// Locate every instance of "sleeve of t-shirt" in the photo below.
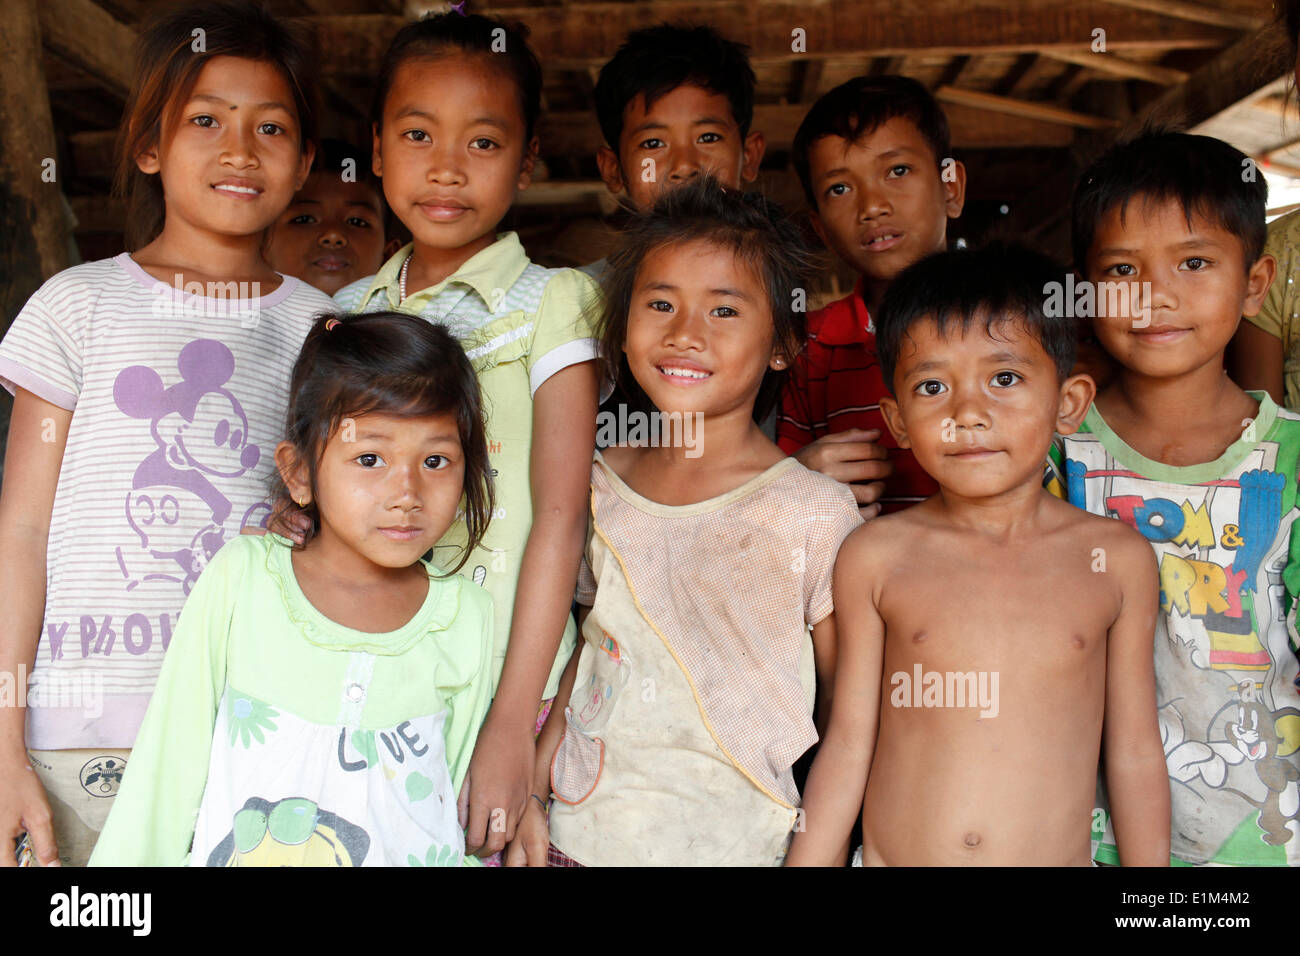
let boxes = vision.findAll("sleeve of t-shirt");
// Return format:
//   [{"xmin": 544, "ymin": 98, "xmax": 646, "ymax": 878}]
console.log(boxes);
[
  {"xmin": 87, "ymin": 537, "xmax": 247, "ymax": 866},
  {"xmin": 1244, "ymin": 213, "xmax": 1294, "ymax": 344},
  {"xmin": 777, "ymin": 345, "xmax": 818, "ymax": 455},
  {"xmin": 803, "ymin": 482, "xmax": 865, "ymax": 626},
  {"xmin": 0, "ymin": 271, "xmax": 93, "ymax": 409},
  {"xmin": 525, "ymin": 268, "xmax": 600, "ymax": 397}
]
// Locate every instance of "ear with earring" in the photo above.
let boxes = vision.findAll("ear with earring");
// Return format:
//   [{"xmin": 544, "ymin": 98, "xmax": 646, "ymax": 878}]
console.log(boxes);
[{"xmin": 772, "ymin": 356, "xmax": 786, "ymax": 369}]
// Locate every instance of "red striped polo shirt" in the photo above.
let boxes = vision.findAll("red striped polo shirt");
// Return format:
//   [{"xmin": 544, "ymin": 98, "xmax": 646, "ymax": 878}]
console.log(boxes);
[{"xmin": 777, "ymin": 278, "xmax": 938, "ymax": 512}]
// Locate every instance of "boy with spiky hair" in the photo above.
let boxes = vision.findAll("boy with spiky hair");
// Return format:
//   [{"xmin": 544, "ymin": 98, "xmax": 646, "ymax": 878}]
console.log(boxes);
[
  {"xmin": 581, "ymin": 23, "xmax": 765, "ymax": 281},
  {"xmin": 788, "ymin": 243, "xmax": 1168, "ymax": 866},
  {"xmin": 1060, "ymin": 128, "xmax": 1300, "ymax": 865},
  {"xmin": 780, "ymin": 76, "xmax": 966, "ymax": 516}
]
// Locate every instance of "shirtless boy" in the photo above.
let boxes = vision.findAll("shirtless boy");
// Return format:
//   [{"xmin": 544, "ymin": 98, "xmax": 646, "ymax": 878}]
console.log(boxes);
[{"xmin": 785, "ymin": 242, "xmax": 1170, "ymax": 866}]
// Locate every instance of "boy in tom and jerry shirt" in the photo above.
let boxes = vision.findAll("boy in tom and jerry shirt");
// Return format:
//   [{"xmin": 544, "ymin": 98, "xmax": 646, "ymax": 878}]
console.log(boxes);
[
  {"xmin": 1061, "ymin": 130, "xmax": 1300, "ymax": 866},
  {"xmin": 786, "ymin": 243, "xmax": 1170, "ymax": 866}
]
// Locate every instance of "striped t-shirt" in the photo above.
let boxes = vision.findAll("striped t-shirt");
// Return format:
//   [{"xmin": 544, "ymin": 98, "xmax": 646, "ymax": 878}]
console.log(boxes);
[{"xmin": 0, "ymin": 253, "xmax": 336, "ymax": 749}]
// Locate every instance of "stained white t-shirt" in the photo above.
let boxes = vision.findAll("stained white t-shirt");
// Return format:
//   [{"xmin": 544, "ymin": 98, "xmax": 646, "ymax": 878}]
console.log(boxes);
[{"xmin": 0, "ymin": 253, "xmax": 336, "ymax": 749}]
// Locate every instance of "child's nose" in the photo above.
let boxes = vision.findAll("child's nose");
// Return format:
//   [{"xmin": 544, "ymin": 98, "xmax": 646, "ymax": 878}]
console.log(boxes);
[
  {"xmin": 220, "ymin": 123, "xmax": 258, "ymax": 168},
  {"xmin": 666, "ymin": 148, "xmax": 701, "ymax": 183},
  {"xmin": 318, "ymin": 226, "xmax": 347, "ymax": 248},
  {"xmin": 857, "ymin": 183, "xmax": 890, "ymax": 220},
  {"xmin": 427, "ymin": 143, "xmax": 465, "ymax": 186},
  {"xmin": 662, "ymin": 307, "xmax": 707, "ymax": 349}
]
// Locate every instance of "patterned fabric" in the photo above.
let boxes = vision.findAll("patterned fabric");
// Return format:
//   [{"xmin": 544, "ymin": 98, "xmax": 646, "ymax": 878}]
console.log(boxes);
[
  {"xmin": 546, "ymin": 842, "xmax": 583, "ymax": 867},
  {"xmin": 777, "ymin": 278, "xmax": 938, "ymax": 512},
  {"xmin": 334, "ymin": 233, "xmax": 600, "ymax": 699},
  {"xmin": 0, "ymin": 255, "xmax": 336, "ymax": 748},
  {"xmin": 1245, "ymin": 209, "xmax": 1300, "ymax": 411},
  {"xmin": 87, "ymin": 533, "xmax": 494, "ymax": 866},
  {"xmin": 1051, "ymin": 394, "xmax": 1300, "ymax": 866}
]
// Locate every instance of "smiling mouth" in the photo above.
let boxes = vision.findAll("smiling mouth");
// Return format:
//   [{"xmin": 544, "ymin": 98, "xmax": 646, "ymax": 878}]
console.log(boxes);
[
  {"xmin": 212, "ymin": 184, "xmax": 262, "ymax": 198},
  {"xmin": 656, "ymin": 365, "xmax": 711, "ymax": 382}
]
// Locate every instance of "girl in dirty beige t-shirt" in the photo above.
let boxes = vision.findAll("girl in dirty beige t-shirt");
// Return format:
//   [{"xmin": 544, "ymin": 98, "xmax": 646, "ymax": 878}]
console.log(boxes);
[{"xmin": 505, "ymin": 180, "xmax": 863, "ymax": 867}]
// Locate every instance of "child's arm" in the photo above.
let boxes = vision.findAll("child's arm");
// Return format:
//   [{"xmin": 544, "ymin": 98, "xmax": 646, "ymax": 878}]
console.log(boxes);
[
  {"xmin": 786, "ymin": 530, "xmax": 885, "ymax": 866},
  {"xmin": 505, "ymin": 634, "xmax": 583, "ymax": 867},
  {"xmin": 810, "ymin": 614, "xmax": 837, "ymax": 738},
  {"xmin": 1102, "ymin": 532, "xmax": 1170, "ymax": 867},
  {"xmin": 462, "ymin": 359, "xmax": 597, "ymax": 857},
  {"xmin": 0, "ymin": 389, "xmax": 70, "ymax": 867},
  {"xmin": 87, "ymin": 543, "xmax": 242, "ymax": 866}
]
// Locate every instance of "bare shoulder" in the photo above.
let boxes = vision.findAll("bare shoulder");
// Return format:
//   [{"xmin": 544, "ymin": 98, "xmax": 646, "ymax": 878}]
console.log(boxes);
[{"xmin": 837, "ymin": 509, "xmax": 922, "ymax": 572}]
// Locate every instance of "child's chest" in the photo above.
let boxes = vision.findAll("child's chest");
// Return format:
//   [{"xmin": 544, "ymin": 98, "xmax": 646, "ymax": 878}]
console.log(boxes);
[{"xmin": 876, "ymin": 539, "xmax": 1117, "ymax": 677}]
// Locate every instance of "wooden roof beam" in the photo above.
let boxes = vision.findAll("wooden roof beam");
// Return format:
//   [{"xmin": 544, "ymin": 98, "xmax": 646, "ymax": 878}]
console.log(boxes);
[
  {"xmin": 1128, "ymin": 27, "xmax": 1288, "ymax": 133},
  {"xmin": 1039, "ymin": 50, "xmax": 1188, "ymax": 85},
  {"xmin": 935, "ymin": 86, "xmax": 1120, "ymax": 129},
  {"xmin": 1098, "ymin": 0, "xmax": 1266, "ymax": 33},
  {"xmin": 36, "ymin": 0, "xmax": 135, "ymax": 98},
  {"xmin": 307, "ymin": 4, "xmax": 1237, "ymax": 72}
]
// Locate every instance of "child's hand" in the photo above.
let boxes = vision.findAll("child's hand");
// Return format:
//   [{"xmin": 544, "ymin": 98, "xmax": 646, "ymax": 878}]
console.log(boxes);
[
  {"xmin": 457, "ymin": 716, "xmax": 532, "ymax": 857},
  {"xmin": 504, "ymin": 796, "xmax": 549, "ymax": 867},
  {"xmin": 0, "ymin": 754, "xmax": 59, "ymax": 867},
  {"xmin": 794, "ymin": 429, "xmax": 894, "ymax": 518},
  {"xmin": 240, "ymin": 508, "xmax": 311, "ymax": 546}
]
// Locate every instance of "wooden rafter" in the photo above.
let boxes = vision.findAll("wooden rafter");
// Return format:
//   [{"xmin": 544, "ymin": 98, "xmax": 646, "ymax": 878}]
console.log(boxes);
[
  {"xmin": 1038, "ymin": 50, "xmax": 1188, "ymax": 85},
  {"xmin": 1097, "ymin": 0, "xmax": 1266, "ymax": 33},
  {"xmin": 935, "ymin": 86, "xmax": 1120, "ymax": 129}
]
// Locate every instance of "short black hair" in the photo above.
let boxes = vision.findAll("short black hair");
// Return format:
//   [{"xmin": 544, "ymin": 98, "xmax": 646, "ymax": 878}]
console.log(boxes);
[
  {"xmin": 594, "ymin": 23, "xmax": 755, "ymax": 151},
  {"xmin": 1071, "ymin": 128, "xmax": 1268, "ymax": 273},
  {"xmin": 792, "ymin": 75, "xmax": 952, "ymax": 207},
  {"xmin": 371, "ymin": 12, "xmax": 543, "ymax": 141},
  {"xmin": 598, "ymin": 174, "xmax": 818, "ymax": 422},
  {"xmin": 875, "ymin": 242, "xmax": 1078, "ymax": 394}
]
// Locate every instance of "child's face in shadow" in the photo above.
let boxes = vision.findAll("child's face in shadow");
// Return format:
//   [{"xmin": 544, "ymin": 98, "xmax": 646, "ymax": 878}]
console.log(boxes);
[
  {"xmin": 624, "ymin": 239, "xmax": 784, "ymax": 420},
  {"xmin": 265, "ymin": 172, "xmax": 387, "ymax": 295},
  {"xmin": 880, "ymin": 316, "xmax": 1092, "ymax": 501},
  {"xmin": 598, "ymin": 84, "xmax": 764, "ymax": 211},
  {"xmin": 279, "ymin": 411, "xmax": 465, "ymax": 571},
  {"xmin": 373, "ymin": 52, "xmax": 537, "ymax": 253},
  {"xmin": 139, "ymin": 56, "xmax": 312, "ymax": 242},
  {"xmin": 1083, "ymin": 197, "xmax": 1274, "ymax": 382},
  {"xmin": 807, "ymin": 116, "xmax": 964, "ymax": 287}
]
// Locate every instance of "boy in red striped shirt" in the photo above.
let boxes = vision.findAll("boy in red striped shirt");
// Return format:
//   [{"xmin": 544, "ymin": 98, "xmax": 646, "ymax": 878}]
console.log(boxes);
[{"xmin": 781, "ymin": 76, "xmax": 966, "ymax": 515}]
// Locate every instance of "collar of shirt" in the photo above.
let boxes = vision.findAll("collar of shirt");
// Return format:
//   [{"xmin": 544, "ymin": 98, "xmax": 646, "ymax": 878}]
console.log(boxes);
[
  {"xmin": 359, "ymin": 231, "xmax": 531, "ymax": 315},
  {"xmin": 810, "ymin": 276, "xmax": 875, "ymax": 346}
]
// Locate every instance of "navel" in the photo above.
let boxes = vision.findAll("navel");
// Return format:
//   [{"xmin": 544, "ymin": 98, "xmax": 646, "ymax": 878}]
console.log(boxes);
[
  {"xmin": 1071, "ymin": 634, "xmax": 1086, "ymax": 650},
  {"xmin": 963, "ymin": 831, "xmax": 982, "ymax": 849},
  {"xmin": 912, "ymin": 630, "xmax": 927, "ymax": 643}
]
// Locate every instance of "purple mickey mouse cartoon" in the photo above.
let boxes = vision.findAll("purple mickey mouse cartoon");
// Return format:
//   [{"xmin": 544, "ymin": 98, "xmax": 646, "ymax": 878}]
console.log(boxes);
[{"xmin": 114, "ymin": 339, "xmax": 261, "ymax": 594}]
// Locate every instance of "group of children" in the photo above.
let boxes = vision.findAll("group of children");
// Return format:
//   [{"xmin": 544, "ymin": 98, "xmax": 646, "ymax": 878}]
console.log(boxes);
[{"xmin": 0, "ymin": 0, "xmax": 1298, "ymax": 868}]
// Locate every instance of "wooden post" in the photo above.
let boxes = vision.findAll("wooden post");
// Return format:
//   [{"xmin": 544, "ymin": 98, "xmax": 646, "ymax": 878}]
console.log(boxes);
[
  {"xmin": 0, "ymin": 0, "xmax": 72, "ymax": 466},
  {"xmin": 0, "ymin": 0, "xmax": 72, "ymax": 328}
]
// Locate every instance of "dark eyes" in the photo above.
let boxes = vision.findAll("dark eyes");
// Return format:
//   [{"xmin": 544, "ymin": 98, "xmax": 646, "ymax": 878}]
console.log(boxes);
[{"xmin": 991, "ymin": 371, "xmax": 1021, "ymax": 388}]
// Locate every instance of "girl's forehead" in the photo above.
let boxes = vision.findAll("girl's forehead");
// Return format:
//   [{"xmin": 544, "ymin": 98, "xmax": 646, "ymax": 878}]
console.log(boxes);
[
  {"xmin": 386, "ymin": 52, "xmax": 524, "ymax": 123},
  {"xmin": 188, "ymin": 55, "xmax": 296, "ymax": 108}
]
